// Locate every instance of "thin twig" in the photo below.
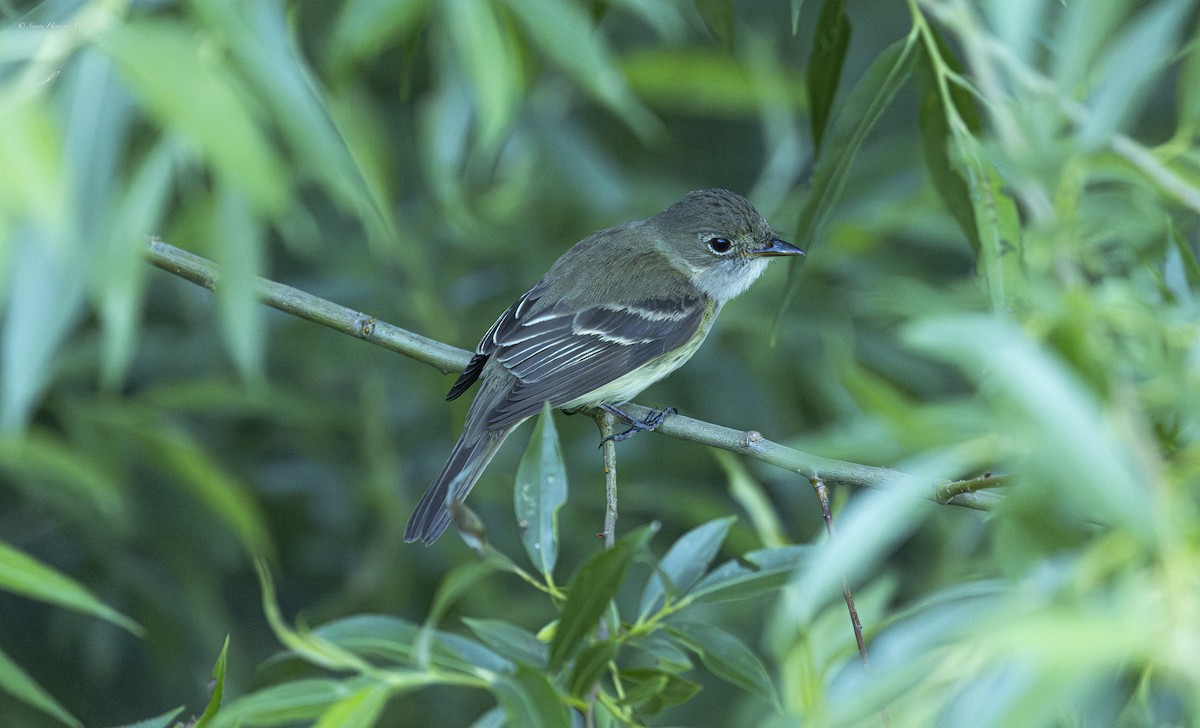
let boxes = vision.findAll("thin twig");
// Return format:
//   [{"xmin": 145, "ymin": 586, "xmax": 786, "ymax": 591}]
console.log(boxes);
[
  {"xmin": 144, "ymin": 238, "xmax": 1006, "ymax": 510},
  {"xmin": 812, "ymin": 477, "xmax": 867, "ymax": 664},
  {"xmin": 594, "ymin": 410, "xmax": 619, "ymax": 549},
  {"xmin": 812, "ymin": 476, "xmax": 892, "ymax": 727}
]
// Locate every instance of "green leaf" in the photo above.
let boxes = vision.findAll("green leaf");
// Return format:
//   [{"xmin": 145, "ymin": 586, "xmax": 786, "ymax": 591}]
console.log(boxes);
[
  {"xmin": 330, "ymin": 0, "xmax": 433, "ymax": 76},
  {"xmin": 467, "ymin": 706, "xmax": 507, "ymax": 728},
  {"xmin": 445, "ymin": 0, "xmax": 523, "ymax": 156},
  {"xmin": 791, "ymin": 0, "xmax": 805, "ymax": 35},
  {"xmin": 309, "ymin": 614, "xmax": 511, "ymax": 675},
  {"xmin": 191, "ymin": 0, "xmax": 395, "ymax": 241},
  {"xmin": 627, "ymin": 630, "xmax": 694, "ymax": 673},
  {"xmin": 915, "ymin": 33, "xmax": 981, "ymax": 252},
  {"xmin": 689, "ymin": 545, "xmax": 812, "ymax": 604},
  {"xmin": 806, "ymin": 0, "xmax": 851, "ymax": 150},
  {"xmin": 1, "ymin": 226, "xmax": 85, "ymax": 434},
  {"xmin": 1178, "ymin": 14, "xmax": 1200, "ymax": 130},
  {"xmin": 0, "ymin": 430, "xmax": 128, "ymax": 524},
  {"xmin": 491, "ymin": 664, "xmax": 571, "ymax": 728},
  {"xmin": 638, "ymin": 516, "xmax": 734, "ymax": 618},
  {"xmin": 312, "ymin": 685, "xmax": 391, "ymax": 728},
  {"xmin": 194, "ymin": 636, "xmax": 230, "ymax": 728},
  {"xmin": 1077, "ymin": 0, "xmax": 1190, "ymax": 150},
  {"xmin": 146, "ymin": 427, "xmax": 272, "ymax": 559},
  {"xmin": 567, "ymin": 640, "xmax": 618, "ymax": 698},
  {"xmin": 514, "ymin": 402, "xmax": 567, "ymax": 579},
  {"xmin": 98, "ymin": 136, "xmax": 177, "ymax": 390},
  {"xmin": 97, "ymin": 20, "xmax": 289, "ymax": 216},
  {"xmin": 206, "ymin": 678, "xmax": 369, "ymax": 728},
  {"xmin": 0, "ymin": 642, "xmax": 83, "ymax": 728},
  {"xmin": 549, "ymin": 525, "xmax": 655, "ymax": 669},
  {"xmin": 619, "ymin": 668, "xmax": 701, "ymax": 713},
  {"xmin": 668, "ymin": 621, "xmax": 780, "ymax": 710},
  {"xmin": 0, "ymin": 540, "xmax": 142, "ymax": 635},
  {"xmin": 903, "ymin": 316, "xmax": 1153, "ymax": 539},
  {"xmin": 712, "ymin": 450, "xmax": 788, "ymax": 548},
  {"xmin": 463, "ymin": 618, "xmax": 548, "ymax": 668},
  {"xmin": 499, "ymin": 0, "xmax": 659, "ymax": 139},
  {"xmin": 108, "ymin": 707, "xmax": 186, "ymax": 728},
  {"xmin": 797, "ymin": 32, "xmax": 915, "ymax": 246},
  {"xmin": 214, "ymin": 183, "xmax": 266, "ymax": 384},
  {"xmin": 779, "ymin": 32, "xmax": 916, "ymax": 327},
  {"xmin": 693, "ymin": 0, "xmax": 735, "ymax": 51}
]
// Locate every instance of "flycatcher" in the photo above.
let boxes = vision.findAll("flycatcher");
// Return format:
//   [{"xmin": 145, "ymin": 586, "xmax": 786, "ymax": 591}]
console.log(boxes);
[{"xmin": 405, "ymin": 188, "xmax": 803, "ymax": 544}]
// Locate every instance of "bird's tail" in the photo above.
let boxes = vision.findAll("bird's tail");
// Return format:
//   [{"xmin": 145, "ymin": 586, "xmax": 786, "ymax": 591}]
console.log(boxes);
[{"xmin": 404, "ymin": 427, "xmax": 509, "ymax": 544}]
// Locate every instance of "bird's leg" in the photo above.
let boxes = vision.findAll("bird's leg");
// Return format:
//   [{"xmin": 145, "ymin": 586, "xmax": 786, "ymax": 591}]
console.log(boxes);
[{"xmin": 598, "ymin": 403, "xmax": 677, "ymax": 445}]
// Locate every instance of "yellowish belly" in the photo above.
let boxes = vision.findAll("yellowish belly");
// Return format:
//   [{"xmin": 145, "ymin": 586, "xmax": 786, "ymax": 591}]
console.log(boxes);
[{"xmin": 561, "ymin": 299, "xmax": 721, "ymax": 409}]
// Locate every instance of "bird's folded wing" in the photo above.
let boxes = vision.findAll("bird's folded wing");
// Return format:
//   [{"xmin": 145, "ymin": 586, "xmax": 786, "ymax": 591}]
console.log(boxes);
[{"xmin": 479, "ymin": 296, "xmax": 706, "ymax": 428}]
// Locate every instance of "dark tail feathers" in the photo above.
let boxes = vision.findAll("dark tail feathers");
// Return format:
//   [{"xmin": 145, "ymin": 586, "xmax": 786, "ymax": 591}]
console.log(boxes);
[{"xmin": 404, "ymin": 428, "xmax": 508, "ymax": 544}]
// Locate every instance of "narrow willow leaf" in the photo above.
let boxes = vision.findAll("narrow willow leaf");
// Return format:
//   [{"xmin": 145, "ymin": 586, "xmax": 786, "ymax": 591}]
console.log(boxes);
[
  {"xmin": 194, "ymin": 636, "xmax": 230, "ymax": 728},
  {"xmin": 256, "ymin": 561, "xmax": 375, "ymax": 674},
  {"xmin": 189, "ymin": 1, "xmax": 393, "ymax": 241},
  {"xmin": 549, "ymin": 525, "xmax": 655, "ymax": 669},
  {"xmin": 567, "ymin": 640, "xmax": 618, "ymax": 698},
  {"xmin": 689, "ymin": 544, "xmax": 812, "ymax": 604},
  {"xmin": 619, "ymin": 668, "xmax": 701, "ymax": 713},
  {"xmin": 499, "ymin": 0, "xmax": 659, "ymax": 139},
  {"xmin": 904, "ymin": 316, "xmax": 1152, "ymax": 539},
  {"xmin": 796, "ymin": 33, "xmax": 915, "ymax": 246},
  {"xmin": 1077, "ymin": 0, "xmax": 1190, "ymax": 150},
  {"xmin": 668, "ymin": 621, "xmax": 780, "ymax": 710},
  {"xmin": 109, "ymin": 707, "xmax": 186, "ymax": 728},
  {"xmin": 214, "ymin": 184, "xmax": 266, "ymax": 384},
  {"xmin": 0, "ymin": 540, "xmax": 142, "ymax": 635},
  {"xmin": 97, "ymin": 20, "xmax": 288, "ymax": 215},
  {"xmin": 778, "ymin": 33, "xmax": 916, "ymax": 327},
  {"xmin": 628, "ymin": 630, "xmax": 694, "ymax": 673},
  {"xmin": 0, "ymin": 642, "xmax": 83, "ymax": 728},
  {"xmin": 491, "ymin": 664, "xmax": 571, "ymax": 728},
  {"xmin": 311, "ymin": 685, "xmax": 391, "ymax": 728},
  {"xmin": 514, "ymin": 402, "xmax": 567, "ymax": 579},
  {"xmin": 463, "ymin": 618, "xmax": 548, "ymax": 668},
  {"xmin": 806, "ymin": 0, "xmax": 850, "ymax": 150},
  {"xmin": 468, "ymin": 706, "xmax": 507, "ymax": 728},
  {"xmin": 1, "ymin": 226, "xmax": 85, "ymax": 434},
  {"xmin": 1052, "ymin": 0, "xmax": 1134, "ymax": 93},
  {"xmin": 693, "ymin": 0, "xmax": 735, "ymax": 51},
  {"xmin": 712, "ymin": 450, "xmax": 787, "ymax": 548},
  {"xmin": 330, "ymin": 0, "xmax": 433, "ymax": 74},
  {"xmin": 969, "ymin": 156, "xmax": 1023, "ymax": 309},
  {"xmin": 1178, "ymin": 15, "xmax": 1200, "ymax": 130},
  {"xmin": 0, "ymin": 430, "xmax": 128, "ymax": 524},
  {"xmin": 446, "ymin": 0, "xmax": 523, "ymax": 156},
  {"xmin": 791, "ymin": 0, "xmax": 805, "ymax": 35},
  {"xmin": 146, "ymin": 428, "xmax": 272, "ymax": 559},
  {"xmin": 310, "ymin": 614, "xmax": 510, "ymax": 674},
  {"xmin": 638, "ymin": 516, "xmax": 734, "ymax": 618},
  {"xmin": 915, "ymin": 41, "xmax": 979, "ymax": 252},
  {"xmin": 99, "ymin": 136, "xmax": 177, "ymax": 389},
  {"xmin": 206, "ymin": 678, "xmax": 368, "ymax": 728}
]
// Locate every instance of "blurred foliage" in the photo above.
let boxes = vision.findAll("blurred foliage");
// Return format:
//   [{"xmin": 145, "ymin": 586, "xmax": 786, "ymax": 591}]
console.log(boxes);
[{"xmin": 1, "ymin": 0, "xmax": 1199, "ymax": 725}]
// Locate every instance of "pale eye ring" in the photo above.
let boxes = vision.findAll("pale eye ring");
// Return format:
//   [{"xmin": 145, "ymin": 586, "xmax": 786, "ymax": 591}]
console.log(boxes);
[{"xmin": 707, "ymin": 237, "xmax": 733, "ymax": 254}]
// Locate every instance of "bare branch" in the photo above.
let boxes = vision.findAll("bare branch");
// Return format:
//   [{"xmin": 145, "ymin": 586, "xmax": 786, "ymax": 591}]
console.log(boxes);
[{"xmin": 145, "ymin": 238, "xmax": 1003, "ymax": 511}]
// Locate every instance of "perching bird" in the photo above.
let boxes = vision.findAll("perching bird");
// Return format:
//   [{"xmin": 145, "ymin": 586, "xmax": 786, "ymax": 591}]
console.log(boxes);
[{"xmin": 404, "ymin": 188, "xmax": 803, "ymax": 543}]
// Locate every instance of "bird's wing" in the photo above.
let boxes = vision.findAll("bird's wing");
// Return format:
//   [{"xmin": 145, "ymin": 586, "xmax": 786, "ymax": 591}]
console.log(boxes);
[
  {"xmin": 479, "ymin": 295, "xmax": 707, "ymax": 428},
  {"xmin": 445, "ymin": 280, "xmax": 549, "ymax": 402}
]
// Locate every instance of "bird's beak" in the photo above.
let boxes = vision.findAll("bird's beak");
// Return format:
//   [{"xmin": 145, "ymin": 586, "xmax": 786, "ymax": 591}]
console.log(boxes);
[{"xmin": 750, "ymin": 238, "xmax": 805, "ymax": 257}]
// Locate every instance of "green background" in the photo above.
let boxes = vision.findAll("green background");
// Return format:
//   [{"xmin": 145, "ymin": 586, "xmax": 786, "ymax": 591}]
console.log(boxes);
[{"xmin": 2, "ymin": 0, "xmax": 1199, "ymax": 725}]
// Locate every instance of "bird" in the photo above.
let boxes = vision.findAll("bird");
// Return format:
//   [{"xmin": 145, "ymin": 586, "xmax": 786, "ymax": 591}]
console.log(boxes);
[{"xmin": 404, "ymin": 188, "xmax": 804, "ymax": 544}]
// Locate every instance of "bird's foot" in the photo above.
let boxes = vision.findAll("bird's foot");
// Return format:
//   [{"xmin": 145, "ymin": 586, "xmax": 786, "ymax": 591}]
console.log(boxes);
[{"xmin": 598, "ymin": 403, "xmax": 677, "ymax": 445}]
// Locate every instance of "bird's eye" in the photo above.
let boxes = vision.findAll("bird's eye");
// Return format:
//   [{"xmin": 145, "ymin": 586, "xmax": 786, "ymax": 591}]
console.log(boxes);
[{"xmin": 707, "ymin": 237, "xmax": 733, "ymax": 254}]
